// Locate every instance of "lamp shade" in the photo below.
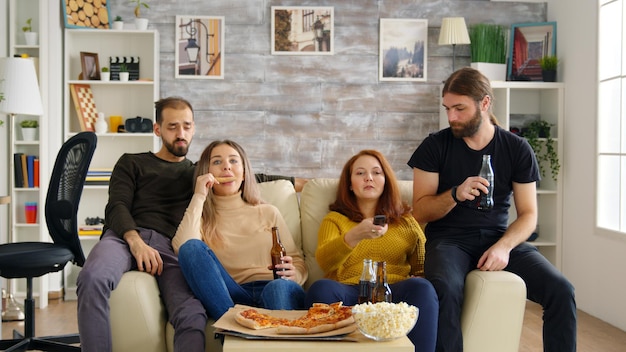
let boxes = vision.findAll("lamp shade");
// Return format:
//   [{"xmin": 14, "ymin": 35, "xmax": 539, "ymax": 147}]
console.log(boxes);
[
  {"xmin": 438, "ymin": 17, "xmax": 471, "ymax": 46},
  {"xmin": 0, "ymin": 57, "xmax": 44, "ymax": 116}
]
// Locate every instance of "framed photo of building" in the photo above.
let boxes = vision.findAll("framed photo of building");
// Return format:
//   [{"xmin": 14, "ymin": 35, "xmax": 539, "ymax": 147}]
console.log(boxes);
[
  {"xmin": 379, "ymin": 18, "xmax": 428, "ymax": 82},
  {"xmin": 271, "ymin": 6, "xmax": 334, "ymax": 55},
  {"xmin": 175, "ymin": 15, "xmax": 225, "ymax": 79},
  {"xmin": 508, "ymin": 22, "xmax": 557, "ymax": 81}
]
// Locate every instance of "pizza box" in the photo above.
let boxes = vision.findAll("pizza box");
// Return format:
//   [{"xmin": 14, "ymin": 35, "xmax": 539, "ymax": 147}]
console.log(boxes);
[{"xmin": 213, "ymin": 304, "xmax": 358, "ymax": 341}]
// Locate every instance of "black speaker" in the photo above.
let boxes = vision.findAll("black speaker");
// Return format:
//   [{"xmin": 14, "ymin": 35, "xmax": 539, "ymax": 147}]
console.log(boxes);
[{"xmin": 124, "ymin": 117, "xmax": 153, "ymax": 133}]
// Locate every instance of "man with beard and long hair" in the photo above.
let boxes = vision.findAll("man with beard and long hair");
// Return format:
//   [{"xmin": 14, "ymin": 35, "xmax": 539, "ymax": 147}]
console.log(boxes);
[
  {"xmin": 407, "ymin": 67, "xmax": 576, "ymax": 352},
  {"xmin": 77, "ymin": 97, "xmax": 302, "ymax": 352}
]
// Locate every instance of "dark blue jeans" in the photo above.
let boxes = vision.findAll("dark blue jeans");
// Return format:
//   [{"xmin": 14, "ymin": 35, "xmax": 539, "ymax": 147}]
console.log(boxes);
[
  {"xmin": 305, "ymin": 278, "xmax": 439, "ymax": 352},
  {"xmin": 178, "ymin": 239, "xmax": 305, "ymax": 320},
  {"xmin": 425, "ymin": 230, "xmax": 576, "ymax": 352}
]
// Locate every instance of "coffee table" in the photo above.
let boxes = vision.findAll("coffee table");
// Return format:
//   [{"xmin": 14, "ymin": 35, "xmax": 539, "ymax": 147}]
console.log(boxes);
[{"xmin": 223, "ymin": 333, "xmax": 414, "ymax": 352}]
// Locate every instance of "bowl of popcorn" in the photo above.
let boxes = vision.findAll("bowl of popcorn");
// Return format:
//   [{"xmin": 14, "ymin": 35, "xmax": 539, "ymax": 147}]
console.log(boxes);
[{"xmin": 352, "ymin": 301, "xmax": 419, "ymax": 341}]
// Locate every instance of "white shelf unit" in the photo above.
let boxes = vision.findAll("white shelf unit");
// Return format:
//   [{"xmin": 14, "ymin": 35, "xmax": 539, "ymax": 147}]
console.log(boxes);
[
  {"xmin": 440, "ymin": 81, "xmax": 564, "ymax": 269},
  {"xmin": 63, "ymin": 29, "xmax": 160, "ymax": 299},
  {"xmin": 6, "ymin": 0, "xmax": 50, "ymax": 309}
]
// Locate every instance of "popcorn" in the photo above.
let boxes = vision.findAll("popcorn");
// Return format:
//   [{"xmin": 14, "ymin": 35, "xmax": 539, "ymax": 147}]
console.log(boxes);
[{"xmin": 352, "ymin": 301, "xmax": 419, "ymax": 341}]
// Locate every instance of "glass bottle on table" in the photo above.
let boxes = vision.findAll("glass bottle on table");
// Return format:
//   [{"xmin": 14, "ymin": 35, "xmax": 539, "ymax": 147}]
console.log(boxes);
[
  {"xmin": 358, "ymin": 259, "xmax": 376, "ymax": 304},
  {"xmin": 270, "ymin": 226, "xmax": 287, "ymax": 280},
  {"xmin": 371, "ymin": 261, "xmax": 392, "ymax": 303}
]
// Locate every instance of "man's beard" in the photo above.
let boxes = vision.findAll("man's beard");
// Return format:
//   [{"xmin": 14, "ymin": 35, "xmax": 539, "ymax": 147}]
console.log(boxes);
[
  {"xmin": 163, "ymin": 139, "xmax": 190, "ymax": 157},
  {"xmin": 450, "ymin": 108, "xmax": 482, "ymax": 138}
]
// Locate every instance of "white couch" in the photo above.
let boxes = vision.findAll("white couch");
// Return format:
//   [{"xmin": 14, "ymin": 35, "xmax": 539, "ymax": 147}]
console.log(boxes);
[{"xmin": 109, "ymin": 178, "xmax": 527, "ymax": 352}]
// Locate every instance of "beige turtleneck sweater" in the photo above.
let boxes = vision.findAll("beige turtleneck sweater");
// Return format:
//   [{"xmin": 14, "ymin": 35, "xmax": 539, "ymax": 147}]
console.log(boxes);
[{"xmin": 173, "ymin": 192, "xmax": 307, "ymax": 286}]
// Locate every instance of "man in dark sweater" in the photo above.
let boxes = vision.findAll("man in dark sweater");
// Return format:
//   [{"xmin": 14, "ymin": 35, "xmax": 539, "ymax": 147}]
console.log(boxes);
[{"xmin": 76, "ymin": 97, "xmax": 300, "ymax": 352}]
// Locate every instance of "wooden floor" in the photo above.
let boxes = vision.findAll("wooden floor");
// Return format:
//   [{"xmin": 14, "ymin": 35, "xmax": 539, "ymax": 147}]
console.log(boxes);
[{"xmin": 2, "ymin": 299, "xmax": 626, "ymax": 351}]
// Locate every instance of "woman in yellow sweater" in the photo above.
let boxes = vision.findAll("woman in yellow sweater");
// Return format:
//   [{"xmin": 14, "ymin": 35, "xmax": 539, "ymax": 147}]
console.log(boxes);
[
  {"xmin": 304, "ymin": 150, "xmax": 438, "ymax": 351},
  {"xmin": 172, "ymin": 140, "xmax": 307, "ymax": 320}
]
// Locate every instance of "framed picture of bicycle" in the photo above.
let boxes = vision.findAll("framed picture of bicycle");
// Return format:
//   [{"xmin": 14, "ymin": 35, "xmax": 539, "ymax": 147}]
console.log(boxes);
[
  {"xmin": 271, "ymin": 6, "xmax": 334, "ymax": 55},
  {"xmin": 508, "ymin": 22, "xmax": 557, "ymax": 81},
  {"xmin": 379, "ymin": 18, "xmax": 428, "ymax": 82},
  {"xmin": 175, "ymin": 15, "xmax": 225, "ymax": 79}
]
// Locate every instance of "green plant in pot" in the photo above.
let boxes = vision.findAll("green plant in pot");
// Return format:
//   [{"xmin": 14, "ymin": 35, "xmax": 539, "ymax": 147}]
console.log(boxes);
[
  {"xmin": 468, "ymin": 23, "xmax": 507, "ymax": 80},
  {"xmin": 539, "ymin": 55, "xmax": 558, "ymax": 82},
  {"xmin": 522, "ymin": 119, "xmax": 560, "ymax": 182},
  {"xmin": 20, "ymin": 120, "xmax": 39, "ymax": 141}
]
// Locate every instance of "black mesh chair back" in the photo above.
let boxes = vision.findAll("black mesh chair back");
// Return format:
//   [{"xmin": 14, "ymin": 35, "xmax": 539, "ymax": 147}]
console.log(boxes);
[{"xmin": 0, "ymin": 131, "xmax": 97, "ymax": 351}]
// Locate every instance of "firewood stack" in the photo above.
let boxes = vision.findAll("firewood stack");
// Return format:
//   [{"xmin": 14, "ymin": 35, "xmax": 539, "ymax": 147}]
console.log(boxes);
[{"xmin": 65, "ymin": 0, "xmax": 110, "ymax": 29}]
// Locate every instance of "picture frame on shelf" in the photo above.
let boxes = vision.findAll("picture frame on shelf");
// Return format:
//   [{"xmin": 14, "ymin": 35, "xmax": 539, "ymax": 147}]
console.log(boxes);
[
  {"xmin": 69, "ymin": 84, "xmax": 99, "ymax": 132},
  {"xmin": 175, "ymin": 15, "xmax": 225, "ymax": 79},
  {"xmin": 379, "ymin": 18, "xmax": 428, "ymax": 82},
  {"xmin": 271, "ymin": 6, "xmax": 334, "ymax": 55},
  {"xmin": 507, "ymin": 21, "xmax": 557, "ymax": 81},
  {"xmin": 63, "ymin": 0, "xmax": 112, "ymax": 29},
  {"xmin": 80, "ymin": 52, "xmax": 100, "ymax": 80}
]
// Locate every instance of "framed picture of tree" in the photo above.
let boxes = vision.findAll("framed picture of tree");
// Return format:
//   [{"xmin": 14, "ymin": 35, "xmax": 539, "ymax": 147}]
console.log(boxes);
[
  {"xmin": 379, "ymin": 18, "xmax": 428, "ymax": 82},
  {"xmin": 271, "ymin": 6, "xmax": 334, "ymax": 55}
]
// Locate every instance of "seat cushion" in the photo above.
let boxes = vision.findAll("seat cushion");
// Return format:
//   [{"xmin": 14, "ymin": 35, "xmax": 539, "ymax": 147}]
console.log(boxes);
[{"xmin": 0, "ymin": 242, "xmax": 73, "ymax": 278}]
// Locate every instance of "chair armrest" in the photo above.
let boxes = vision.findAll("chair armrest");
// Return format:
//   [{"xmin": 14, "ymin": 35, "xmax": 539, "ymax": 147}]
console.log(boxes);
[
  {"xmin": 461, "ymin": 270, "xmax": 526, "ymax": 352},
  {"xmin": 110, "ymin": 271, "xmax": 168, "ymax": 352}
]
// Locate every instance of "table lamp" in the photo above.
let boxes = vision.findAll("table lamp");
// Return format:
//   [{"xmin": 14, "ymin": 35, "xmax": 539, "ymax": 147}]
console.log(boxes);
[
  {"xmin": 438, "ymin": 17, "xmax": 471, "ymax": 72},
  {"xmin": 0, "ymin": 57, "xmax": 44, "ymax": 321}
]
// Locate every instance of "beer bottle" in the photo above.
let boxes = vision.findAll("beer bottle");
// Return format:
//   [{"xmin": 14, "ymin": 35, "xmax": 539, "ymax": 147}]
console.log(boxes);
[
  {"xmin": 270, "ymin": 226, "xmax": 287, "ymax": 280},
  {"xmin": 478, "ymin": 154, "xmax": 494, "ymax": 211},
  {"xmin": 358, "ymin": 259, "xmax": 376, "ymax": 304},
  {"xmin": 371, "ymin": 261, "xmax": 392, "ymax": 303}
]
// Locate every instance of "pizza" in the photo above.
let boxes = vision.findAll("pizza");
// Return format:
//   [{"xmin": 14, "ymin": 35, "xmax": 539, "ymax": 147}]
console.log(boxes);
[{"xmin": 234, "ymin": 302, "xmax": 354, "ymax": 335}]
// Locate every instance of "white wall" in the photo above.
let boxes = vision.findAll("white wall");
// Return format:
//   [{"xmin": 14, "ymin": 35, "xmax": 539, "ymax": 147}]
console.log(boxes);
[{"xmin": 550, "ymin": 0, "xmax": 626, "ymax": 331}]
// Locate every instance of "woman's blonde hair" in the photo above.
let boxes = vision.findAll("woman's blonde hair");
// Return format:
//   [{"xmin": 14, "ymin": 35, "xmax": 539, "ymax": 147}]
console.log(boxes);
[{"xmin": 195, "ymin": 140, "xmax": 262, "ymax": 247}]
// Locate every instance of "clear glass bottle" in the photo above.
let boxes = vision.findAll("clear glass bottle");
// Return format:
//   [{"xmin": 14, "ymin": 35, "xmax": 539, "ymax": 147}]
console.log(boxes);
[
  {"xmin": 478, "ymin": 154, "xmax": 494, "ymax": 211},
  {"xmin": 358, "ymin": 259, "xmax": 376, "ymax": 304},
  {"xmin": 371, "ymin": 261, "xmax": 392, "ymax": 303},
  {"xmin": 270, "ymin": 226, "xmax": 287, "ymax": 280}
]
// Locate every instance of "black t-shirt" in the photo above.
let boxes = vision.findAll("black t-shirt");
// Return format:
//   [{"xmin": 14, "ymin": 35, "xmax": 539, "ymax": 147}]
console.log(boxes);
[{"xmin": 407, "ymin": 126, "xmax": 540, "ymax": 238}]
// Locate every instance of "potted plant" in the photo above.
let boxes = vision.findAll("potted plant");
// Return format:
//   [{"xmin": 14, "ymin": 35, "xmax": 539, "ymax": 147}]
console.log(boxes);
[
  {"xmin": 112, "ymin": 15, "xmax": 124, "ymax": 30},
  {"xmin": 22, "ymin": 18, "xmax": 38, "ymax": 46},
  {"xmin": 468, "ymin": 23, "xmax": 507, "ymax": 81},
  {"xmin": 19, "ymin": 119, "xmax": 39, "ymax": 141},
  {"xmin": 522, "ymin": 119, "xmax": 560, "ymax": 182},
  {"xmin": 539, "ymin": 55, "xmax": 559, "ymax": 82},
  {"xmin": 131, "ymin": 0, "xmax": 150, "ymax": 30},
  {"xmin": 101, "ymin": 67, "xmax": 110, "ymax": 81},
  {"xmin": 119, "ymin": 64, "xmax": 130, "ymax": 81},
  {"xmin": 0, "ymin": 89, "xmax": 4, "ymax": 126}
]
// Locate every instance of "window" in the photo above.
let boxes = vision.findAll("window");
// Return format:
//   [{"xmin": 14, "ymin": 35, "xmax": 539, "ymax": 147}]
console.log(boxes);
[
  {"xmin": 597, "ymin": 0, "xmax": 626, "ymax": 232},
  {"xmin": 302, "ymin": 9, "xmax": 314, "ymax": 32}
]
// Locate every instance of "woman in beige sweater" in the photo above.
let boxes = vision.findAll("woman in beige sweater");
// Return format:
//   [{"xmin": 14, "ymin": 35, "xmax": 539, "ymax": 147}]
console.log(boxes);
[{"xmin": 172, "ymin": 140, "xmax": 307, "ymax": 320}]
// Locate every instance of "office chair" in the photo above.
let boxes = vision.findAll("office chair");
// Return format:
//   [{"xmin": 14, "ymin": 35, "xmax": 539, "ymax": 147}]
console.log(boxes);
[{"xmin": 0, "ymin": 131, "xmax": 97, "ymax": 351}]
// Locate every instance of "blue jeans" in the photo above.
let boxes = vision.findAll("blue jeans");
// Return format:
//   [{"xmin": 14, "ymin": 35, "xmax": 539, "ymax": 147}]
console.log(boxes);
[
  {"xmin": 305, "ymin": 278, "xmax": 439, "ymax": 352},
  {"xmin": 178, "ymin": 239, "xmax": 305, "ymax": 320},
  {"xmin": 425, "ymin": 230, "xmax": 576, "ymax": 352}
]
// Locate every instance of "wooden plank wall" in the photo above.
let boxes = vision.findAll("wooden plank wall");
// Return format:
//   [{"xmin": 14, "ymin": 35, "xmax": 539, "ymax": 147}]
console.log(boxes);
[{"xmin": 111, "ymin": 0, "xmax": 546, "ymax": 180}]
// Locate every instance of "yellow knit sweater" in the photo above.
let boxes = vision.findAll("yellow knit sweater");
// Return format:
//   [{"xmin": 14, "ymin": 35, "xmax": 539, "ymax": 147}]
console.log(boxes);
[{"xmin": 315, "ymin": 211, "xmax": 425, "ymax": 285}]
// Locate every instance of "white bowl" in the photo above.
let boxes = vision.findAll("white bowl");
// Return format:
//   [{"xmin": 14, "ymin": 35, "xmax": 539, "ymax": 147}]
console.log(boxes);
[{"xmin": 352, "ymin": 302, "xmax": 419, "ymax": 341}]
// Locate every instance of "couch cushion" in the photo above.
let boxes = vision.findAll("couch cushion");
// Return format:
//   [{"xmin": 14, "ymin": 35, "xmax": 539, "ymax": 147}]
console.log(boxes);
[{"xmin": 258, "ymin": 179, "xmax": 302, "ymax": 250}]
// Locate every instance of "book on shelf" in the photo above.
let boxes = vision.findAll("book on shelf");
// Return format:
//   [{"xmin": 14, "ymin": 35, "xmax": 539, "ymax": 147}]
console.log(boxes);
[
  {"xmin": 79, "ymin": 225, "xmax": 103, "ymax": 236},
  {"xmin": 13, "ymin": 153, "xmax": 40, "ymax": 188}
]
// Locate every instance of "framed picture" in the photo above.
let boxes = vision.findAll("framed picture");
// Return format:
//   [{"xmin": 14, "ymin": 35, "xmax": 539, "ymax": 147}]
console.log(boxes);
[
  {"xmin": 175, "ymin": 15, "xmax": 225, "ymax": 79},
  {"xmin": 271, "ymin": 6, "xmax": 334, "ymax": 55},
  {"xmin": 80, "ymin": 52, "xmax": 100, "ymax": 80},
  {"xmin": 379, "ymin": 18, "xmax": 428, "ymax": 82},
  {"xmin": 507, "ymin": 22, "xmax": 557, "ymax": 81},
  {"xmin": 63, "ymin": 0, "xmax": 112, "ymax": 29}
]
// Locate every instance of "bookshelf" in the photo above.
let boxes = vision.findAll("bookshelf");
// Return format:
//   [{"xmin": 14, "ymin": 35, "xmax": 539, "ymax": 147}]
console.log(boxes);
[
  {"xmin": 63, "ymin": 28, "xmax": 160, "ymax": 299},
  {"xmin": 5, "ymin": 0, "xmax": 50, "ymax": 309}
]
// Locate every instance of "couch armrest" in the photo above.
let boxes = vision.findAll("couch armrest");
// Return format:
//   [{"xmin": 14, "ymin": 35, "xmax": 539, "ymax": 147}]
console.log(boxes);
[
  {"xmin": 110, "ymin": 271, "xmax": 168, "ymax": 352},
  {"xmin": 461, "ymin": 270, "xmax": 527, "ymax": 352}
]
